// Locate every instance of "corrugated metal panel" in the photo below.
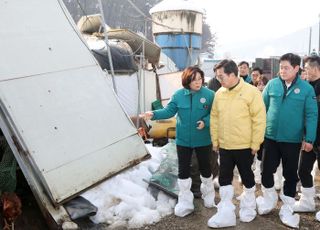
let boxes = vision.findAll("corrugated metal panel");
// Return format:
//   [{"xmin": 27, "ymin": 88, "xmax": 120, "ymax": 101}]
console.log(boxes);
[{"xmin": 0, "ymin": 0, "xmax": 150, "ymax": 206}]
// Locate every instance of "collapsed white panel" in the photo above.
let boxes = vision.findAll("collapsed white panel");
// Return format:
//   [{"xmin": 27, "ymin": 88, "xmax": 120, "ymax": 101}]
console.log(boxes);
[
  {"xmin": 0, "ymin": 0, "xmax": 149, "ymax": 204},
  {"xmin": 0, "ymin": 0, "xmax": 95, "ymax": 79}
]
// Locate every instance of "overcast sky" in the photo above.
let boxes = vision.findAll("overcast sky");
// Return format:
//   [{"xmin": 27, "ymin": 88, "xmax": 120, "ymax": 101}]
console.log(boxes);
[{"xmin": 198, "ymin": 0, "xmax": 320, "ymax": 59}]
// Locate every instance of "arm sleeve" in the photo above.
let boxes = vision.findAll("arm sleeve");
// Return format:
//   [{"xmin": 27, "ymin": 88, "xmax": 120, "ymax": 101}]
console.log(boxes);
[
  {"xmin": 202, "ymin": 91, "xmax": 215, "ymax": 127},
  {"xmin": 262, "ymin": 83, "xmax": 270, "ymax": 112},
  {"xmin": 152, "ymin": 94, "xmax": 178, "ymax": 120},
  {"xmin": 250, "ymin": 90, "xmax": 266, "ymax": 150},
  {"xmin": 304, "ymin": 89, "xmax": 318, "ymax": 143},
  {"xmin": 210, "ymin": 94, "xmax": 219, "ymax": 147}
]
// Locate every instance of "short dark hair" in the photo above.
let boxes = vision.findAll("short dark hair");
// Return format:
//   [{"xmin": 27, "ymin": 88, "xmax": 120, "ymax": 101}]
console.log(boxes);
[
  {"xmin": 181, "ymin": 66, "xmax": 204, "ymax": 89},
  {"xmin": 252, "ymin": 67, "xmax": 263, "ymax": 75},
  {"xmin": 280, "ymin": 53, "xmax": 301, "ymax": 67},
  {"xmin": 213, "ymin": 63, "xmax": 218, "ymax": 73},
  {"xmin": 214, "ymin": 59, "xmax": 238, "ymax": 76},
  {"xmin": 260, "ymin": 76, "xmax": 269, "ymax": 86},
  {"xmin": 238, "ymin": 61, "xmax": 249, "ymax": 67},
  {"xmin": 304, "ymin": 55, "xmax": 320, "ymax": 69},
  {"xmin": 298, "ymin": 67, "xmax": 305, "ymax": 75}
]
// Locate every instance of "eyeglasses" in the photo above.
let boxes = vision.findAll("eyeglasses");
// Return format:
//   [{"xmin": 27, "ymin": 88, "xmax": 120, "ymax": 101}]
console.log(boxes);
[
  {"xmin": 192, "ymin": 77, "xmax": 202, "ymax": 82},
  {"xmin": 216, "ymin": 74, "xmax": 228, "ymax": 82}
]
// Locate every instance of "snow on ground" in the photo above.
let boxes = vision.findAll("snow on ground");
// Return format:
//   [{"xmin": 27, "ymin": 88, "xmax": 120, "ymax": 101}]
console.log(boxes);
[{"xmin": 82, "ymin": 143, "xmax": 176, "ymax": 229}]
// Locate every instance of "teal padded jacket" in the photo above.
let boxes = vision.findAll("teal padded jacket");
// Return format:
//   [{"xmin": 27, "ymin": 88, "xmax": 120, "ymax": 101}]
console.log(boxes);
[
  {"xmin": 152, "ymin": 87, "xmax": 214, "ymax": 147},
  {"xmin": 262, "ymin": 76, "xmax": 318, "ymax": 143}
]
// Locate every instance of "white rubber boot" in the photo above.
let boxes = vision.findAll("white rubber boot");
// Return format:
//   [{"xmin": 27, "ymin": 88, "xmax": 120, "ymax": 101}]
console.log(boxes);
[
  {"xmin": 254, "ymin": 160, "xmax": 261, "ymax": 184},
  {"xmin": 279, "ymin": 194, "xmax": 300, "ymax": 228},
  {"xmin": 200, "ymin": 175, "xmax": 216, "ymax": 208},
  {"xmin": 207, "ymin": 185, "xmax": 236, "ymax": 228},
  {"xmin": 239, "ymin": 186, "xmax": 257, "ymax": 222},
  {"xmin": 256, "ymin": 186, "xmax": 278, "ymax": 215},
  {"xmin": 174, "ymin": 178, "xmax": 194, "ymax": 217},
  {"xmin": 316, "ymin": 210, "xmax": 320, "ymax": 222},
  {"xmin": 293, "ymin": 187, "xmax": 316, "ymax": 212}
]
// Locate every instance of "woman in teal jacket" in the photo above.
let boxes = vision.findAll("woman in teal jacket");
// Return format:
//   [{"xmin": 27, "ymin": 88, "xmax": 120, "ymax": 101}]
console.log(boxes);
[{"xmin": 142, "ymin": 66, "xmax": 215, "ymax": 217}]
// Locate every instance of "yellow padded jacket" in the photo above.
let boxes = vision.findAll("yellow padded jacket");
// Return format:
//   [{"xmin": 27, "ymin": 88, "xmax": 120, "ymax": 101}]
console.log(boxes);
[{"xmin": 210, "ymin": 78, "xmax": 266, "ymax": 150}]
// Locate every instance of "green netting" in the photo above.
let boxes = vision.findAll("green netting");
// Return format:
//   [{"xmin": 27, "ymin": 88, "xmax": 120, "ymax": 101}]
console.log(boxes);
[
  {"xmin": 149, "ymin": 140, "xmax": 179, "ymax": 198},
  {"xmin": 0, "ymin": 136, "xmax": 17, "ymax": 194}
]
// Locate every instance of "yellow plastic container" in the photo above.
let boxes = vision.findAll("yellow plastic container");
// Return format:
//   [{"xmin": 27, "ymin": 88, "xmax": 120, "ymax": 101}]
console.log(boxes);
[{"xmin": 148, "ymin": 118, "xmax": 176, "ymax": 139}]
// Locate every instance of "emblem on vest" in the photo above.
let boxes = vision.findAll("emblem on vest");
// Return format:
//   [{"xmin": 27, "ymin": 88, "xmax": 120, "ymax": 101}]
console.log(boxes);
[
  {"xmin": 200, "ymin": 98, "xmax": 206, "ymax": 103},
  {"xmin": 294, "ymin": 88, "xmax": 300, "ymax": 94}
]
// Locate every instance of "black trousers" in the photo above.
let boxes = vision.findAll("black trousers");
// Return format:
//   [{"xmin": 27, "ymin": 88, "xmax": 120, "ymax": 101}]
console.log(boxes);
[
  {"xmin": 177, "ymin": 145, "xmax": 212, "ymax": 179},
  {"xmin": 298, "ymin": 149, "xmax": 320, "ymax": 188},
  {"xmin": 219, "ymin": 148, "xmax": 255, "ymax": 188},
  {"xmin": 257, "ymin": 142, "xmax": 264, "ymax": 161},
  {"xmin": 261, "ymin": 138, "xmax": 301, "ymax": 197},
  {"xmin": 190, "ymin": 149, "xmax": 219, "ymax": 193}
]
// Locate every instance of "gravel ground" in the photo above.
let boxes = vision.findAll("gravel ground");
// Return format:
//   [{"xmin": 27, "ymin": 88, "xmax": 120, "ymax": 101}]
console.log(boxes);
[{"xmin": 129, "ymin": 178, "xmax": 320, "ymax": 230}]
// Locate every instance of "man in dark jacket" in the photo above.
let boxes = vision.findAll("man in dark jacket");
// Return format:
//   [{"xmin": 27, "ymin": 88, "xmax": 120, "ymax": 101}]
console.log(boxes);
[
  {"xmin": 207, "ymin": 63, "xmax": 222, "ymax": 92},
  {"xmin": 207, "ymin": 77, "xmax": 221, "ymax": 92},
  {"xmin": 293, "ymin": 55, "xmax": 320, "ymax": 221},
  {"xmin": 238, "ymin": 61, "xmax": 252, "ymax": 84}
]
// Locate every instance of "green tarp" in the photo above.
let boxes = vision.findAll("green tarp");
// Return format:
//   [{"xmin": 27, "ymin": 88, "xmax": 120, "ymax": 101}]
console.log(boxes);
[
  {"xmin": 0, "ymin": 135, "xmax": 17, "ymax": 194},
  {"xmin": 149, "ymin": 140, "xmax": 179, "ymax": 198},
  {"xmin": 148, "ymin": 140, "xmax": 219, "ymax": 198}
]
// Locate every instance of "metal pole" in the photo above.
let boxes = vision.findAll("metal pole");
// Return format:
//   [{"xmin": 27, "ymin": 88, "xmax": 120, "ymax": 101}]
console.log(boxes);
[
  {"xmin": 308, "ymin": 27, "xmax": 312, "ymax": 55},
  {"xmin": 126, "ymin": 0, "xmax": 147, "ymax": 112},
  {"xmin": 142, "ymin": 20, "xmax": 146, "ymax": 112},
  {"xmin": 97, "ymin": 0, "xmax": 117, "ymax": 94}
]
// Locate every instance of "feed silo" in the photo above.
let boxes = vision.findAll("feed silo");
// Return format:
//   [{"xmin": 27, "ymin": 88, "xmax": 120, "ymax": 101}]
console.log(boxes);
[{"xmin": 149, "ymin": 0, "xmax": 203, "ymax": 70}]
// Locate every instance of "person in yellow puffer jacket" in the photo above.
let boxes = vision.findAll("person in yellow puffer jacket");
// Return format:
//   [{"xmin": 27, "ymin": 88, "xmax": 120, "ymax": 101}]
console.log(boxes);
[{"xmin": 207, "ymin": 59, "xmax": 266, "ymax": 228}]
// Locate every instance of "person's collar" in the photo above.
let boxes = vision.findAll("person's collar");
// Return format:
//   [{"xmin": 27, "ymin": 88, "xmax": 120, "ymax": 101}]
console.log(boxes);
[
  {"xmin": 280, "ymin": 75, "xmax": 299, "ymax": 89},
  {"xmin": 309, "ymin": 75, "xmax": 320, "ymax": 83},
  {"xmin": 240, "ymin": 75, "xmax": 249, "ymax": 80},
  {"xmin": 184, "ymin": 87, "xmax": 202, "ymax": 95},
  {"xmin": 228, "ymin": 77, "xmax": 242, "ymax": 91},
  {"xmin": 310, "ymin": 78, "xmax": 320, "ymax": 95}
]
